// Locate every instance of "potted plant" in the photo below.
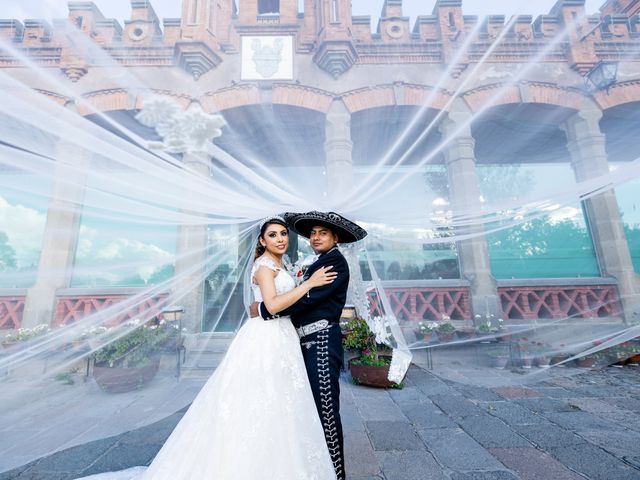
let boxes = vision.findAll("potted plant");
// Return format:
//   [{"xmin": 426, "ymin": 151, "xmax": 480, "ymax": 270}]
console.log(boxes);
[
  {"xmin": 485, "ymin": 346, "xmax": 510, "ymax": 369},
  {"xmin": 342, "ymin": 317, "xmax": 402, "ymax": 388},
  {"xmin": 603, "ymin": 344, "xmax": 627, "ymax": 365},
  {"xmin": 575, "ymin": 351, "xmax": 604, "ymax": 368},
  {"xmin": 517, "ymin": 338, "xmax": 534, "ymax": 368},
  {"xmin": 476, "ymin": 320, "xmax": 494, "ymax": 339},
  {"xmin": 2, "ymin": 324, "xmax": 50, "ymax": 349},
  {"xmin": 456, "ymin": 323, "xmax": 477, "ymax": 341},
  {"xmin": 535, "ymin": 348, "xmax": 551, "ymax": 367},
  {"xmin": 93, "ymin": 319, "xmax": 170, "ymax": 393},
  {"xmin": 550, "ymin": 343, "xmax": 571, "ymax": 366},
  {"xmin": 627, "ymin": 342, "xmax": 640, "ymax": 364},
  {"xmin": 436, "ymin": 320, "xmax": 456, "ymax": 342},
  {"xmin": 416, "ymin": 321, "xmax": 438, "ymax": 343},
  {"xmin": 493, "ymin": 318, "xmax": 512, "ymax": 342}
]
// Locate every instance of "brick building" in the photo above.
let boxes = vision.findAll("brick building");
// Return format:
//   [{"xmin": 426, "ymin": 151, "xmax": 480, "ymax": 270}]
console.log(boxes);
[{"xmin": 0, "ymin": 0, "xmax": 639, "ymax": 334}]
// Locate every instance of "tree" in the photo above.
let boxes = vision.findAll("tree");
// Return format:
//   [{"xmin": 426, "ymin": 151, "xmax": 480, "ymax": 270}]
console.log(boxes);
[
  {"xmin": 0, "ymin": 231, "xmax": 17, "ymax": 271},
  {"xmin": 488, "ymin": 217, "xmax": 599, "ymax": 278}
]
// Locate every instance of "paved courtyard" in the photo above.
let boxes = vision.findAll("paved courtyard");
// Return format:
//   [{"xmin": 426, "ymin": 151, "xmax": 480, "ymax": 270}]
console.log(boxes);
[{"xmin": 2, "ymin": 365, "xmax": 639, "ymax": 480}]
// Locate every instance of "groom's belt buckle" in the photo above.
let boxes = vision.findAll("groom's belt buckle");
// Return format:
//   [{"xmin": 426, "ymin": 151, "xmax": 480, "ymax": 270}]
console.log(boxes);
[{"xmin": 296, "ymin": 320, "xmax": 329, "ymax": 339}]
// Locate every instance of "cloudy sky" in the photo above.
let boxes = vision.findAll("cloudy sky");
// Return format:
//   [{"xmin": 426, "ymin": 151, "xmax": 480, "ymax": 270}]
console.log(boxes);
[{"xmin": 2, "ymin": 0, "xmax": 605, "ymax": 27}]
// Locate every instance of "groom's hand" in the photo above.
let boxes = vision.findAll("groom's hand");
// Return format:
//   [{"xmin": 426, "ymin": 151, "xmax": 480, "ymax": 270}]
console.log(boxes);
[{"xmin": 249, "ymin": 302, "xmax": 259, "ymax": 317}]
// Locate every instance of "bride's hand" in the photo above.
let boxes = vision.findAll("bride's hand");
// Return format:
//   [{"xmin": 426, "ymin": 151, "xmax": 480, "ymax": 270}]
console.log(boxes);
[{"xmin": 307, "ymin": 266, "xmax": 337, "ymax": 288}]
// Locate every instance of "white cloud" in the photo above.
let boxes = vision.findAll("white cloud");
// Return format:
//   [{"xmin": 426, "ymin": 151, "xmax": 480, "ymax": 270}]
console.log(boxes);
[
  {"xmin": 0, "ymin": 196, "xmax": 46, "ymax": 267},
  {"xmin": 549, "ymin": 207, "xmax": 581, "ymax": 224},
  {"xmin": 82, "ymin": 237, "xmax": 175, "ymax": 282},
  {"xmin": 93, "ymin": 238, "xmax": 172, "ymax": 263}
]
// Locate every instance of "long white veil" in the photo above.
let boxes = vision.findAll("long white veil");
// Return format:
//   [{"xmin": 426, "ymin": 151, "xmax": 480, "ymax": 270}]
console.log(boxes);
[{"xmin": 1, "ymin": 0, "xmax": 639, "ymax": 473}]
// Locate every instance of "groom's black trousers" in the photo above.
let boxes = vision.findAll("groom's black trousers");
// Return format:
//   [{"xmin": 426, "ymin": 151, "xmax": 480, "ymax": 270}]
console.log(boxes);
[{"xmin": 300, "ymin": 323, "xmax": 345, "ymax": 480}]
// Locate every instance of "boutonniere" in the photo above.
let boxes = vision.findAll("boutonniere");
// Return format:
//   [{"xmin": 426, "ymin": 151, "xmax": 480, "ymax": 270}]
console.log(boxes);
[{"xmin": 287, "ymin": 254, "xmax": 318, "ymax": 284}]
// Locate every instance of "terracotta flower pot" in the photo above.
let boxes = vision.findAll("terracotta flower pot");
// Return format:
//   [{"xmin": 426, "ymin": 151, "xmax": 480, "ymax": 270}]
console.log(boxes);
[
  {"xmin": 521, "ymin": 356, "xmax": 533, "ymax": 369},
  {"xmin": 437, "ymin": 331, "xmax": 456, "ymax": 343},
  {"xmin": 496, "ymin": 333, "xmax": 512, "ymax": 342},
  {"xmin": 576, "ymin": 356, "xmax": 597, "ymax": 368},
  {"xmin": 550, "ymin": 355, "xmax": 569, "ymax": 366},
  {"xmin": 489, "ymin": 355, "xmax": 509, "ymax": 369},
  {"xmin": 628, "ymin": 354, "xmax": 640, "ymax": 364},
  {"xmin": 349, "ymin": 356, "xmax": 399, "ymax": 388},
  {"xmin": 536, "ymin": 356, "xmax": 551, "ymax": 368},
  {"xmin": 421, "ymin": 332, "xmax": 433, "ymax": 343},
  {"xmin": 93, "ymin": 358, "xmax": 160, "ymax": 393},
  {"xmin": 456, "ymin": 330, "xmax": 476, "ymax": 341}
]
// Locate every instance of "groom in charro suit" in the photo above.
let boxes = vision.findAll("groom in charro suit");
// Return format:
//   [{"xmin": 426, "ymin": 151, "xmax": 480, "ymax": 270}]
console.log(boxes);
[{"xmin": 254, "ymin": 211, "xmax": 366, "ymax": 480}]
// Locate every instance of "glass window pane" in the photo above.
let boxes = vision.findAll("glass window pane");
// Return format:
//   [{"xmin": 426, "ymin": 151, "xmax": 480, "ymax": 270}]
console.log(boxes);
[
  {"xmin": 479, "ymin": 163, "xmax": 600, "ymax": 278},
  {"xmin": 0, "ymin": 173, "xmax": 51, "ymax": 288},
  {"xmin": 612, "ymin": 167, "xmax": 640, "ymax": 274},
  {"xmin": 71, "ymin": 174, "xmax": 176, "ymax": 287},
  {"xmin": 354, "ymin": 165, "xmax": 459, "ymax": 281}
]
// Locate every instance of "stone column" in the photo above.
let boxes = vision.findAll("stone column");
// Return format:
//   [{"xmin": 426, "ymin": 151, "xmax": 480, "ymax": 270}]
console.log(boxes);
[
  {"xmin": 563, "ymin": 104, "xmax": 640, "ymax": 324},
  {"xmin": 440, "ymin": 106, "xmax": 500, "ymax": 321},
  {"xmin": 174, "ymin": 152, "xmax": 212, "ymax": 332},
  {"xmin": 22, "ymin": 141, "xmax": 89, "ymax": 328},
  {"xmin": 324, "ymin": 99, "xmax": 353, "ymax": 205}
]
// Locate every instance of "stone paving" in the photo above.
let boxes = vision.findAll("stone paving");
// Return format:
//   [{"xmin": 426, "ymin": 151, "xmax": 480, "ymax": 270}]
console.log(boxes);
[{"xmin": 2, "ymin": 365, "xmax": 640, "ymax": 480}]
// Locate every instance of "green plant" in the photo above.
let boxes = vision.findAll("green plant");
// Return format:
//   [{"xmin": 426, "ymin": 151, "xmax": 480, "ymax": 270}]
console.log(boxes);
[
  {"xmin": 54, "ymin": 372, "xmax": 75, "ymax": 385},
  {"xmin": 606, "ymin": 342, "xmax": 639, "ymax": 360},
  {"xmin": 477, "ymin": 321, "xmax": 492, "ymax": 334},
  {"xmin": 485, "ymin": 346, "xmax": 509, "ymax": 357},
  {"xmin": 93, "ymin": 320, "xmax": 171, "ymax": 368},
  {"xmin": 437, "ymin": 322, "xmax": 456, "ymax": 333},
  {"xmin": 417, "ymin": 321, "xmax": 438, "ymax": 334},
  {"xmin": 343, "ymin": 317, "xmax": 390, "ymax": 367},
  {"xmin": 4, "ymin": 324, "xmax": 50, "ymax": 342}
]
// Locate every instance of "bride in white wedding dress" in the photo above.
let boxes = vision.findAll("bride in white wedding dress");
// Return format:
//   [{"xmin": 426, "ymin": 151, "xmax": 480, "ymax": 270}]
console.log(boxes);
[{"xmin": 77, "ymin": 216, "xmax": 339, "ymax": 480}]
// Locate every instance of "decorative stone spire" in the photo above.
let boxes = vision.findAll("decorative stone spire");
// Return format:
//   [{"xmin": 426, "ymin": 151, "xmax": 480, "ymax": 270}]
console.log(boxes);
[{"xmin": 313, "ymin": 0, "xmax": 358, "ymax": 78}]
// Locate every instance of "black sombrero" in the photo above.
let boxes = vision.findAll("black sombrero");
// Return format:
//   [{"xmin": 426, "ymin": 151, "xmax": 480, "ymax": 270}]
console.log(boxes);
[{"xmin": 283, "ymin": 211, "xmax": 367, "ymax": 244}]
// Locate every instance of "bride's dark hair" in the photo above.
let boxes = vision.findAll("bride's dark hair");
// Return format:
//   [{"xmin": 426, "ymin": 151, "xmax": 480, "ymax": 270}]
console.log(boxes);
[{"xmin": 254, "ymin": 217, "xmax": 288, "ymax": 260}]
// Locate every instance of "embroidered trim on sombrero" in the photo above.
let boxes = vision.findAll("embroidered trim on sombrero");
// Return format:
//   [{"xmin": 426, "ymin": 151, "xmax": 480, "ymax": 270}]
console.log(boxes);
[{"xmin": 283, "ymin": 211, "xmax": 367, "ymax": 243}]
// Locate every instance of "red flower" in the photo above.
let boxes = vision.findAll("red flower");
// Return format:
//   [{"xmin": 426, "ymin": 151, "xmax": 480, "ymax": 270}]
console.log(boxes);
[{"xmin": 297, "ymin": 271, "xmax": 303, "ymax": 277}]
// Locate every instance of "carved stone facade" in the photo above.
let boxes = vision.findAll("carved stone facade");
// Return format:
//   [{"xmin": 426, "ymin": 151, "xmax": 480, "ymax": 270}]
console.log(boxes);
[{"xmin": 0, "ymin": 0, "xmax": 638, "ymax": 79}]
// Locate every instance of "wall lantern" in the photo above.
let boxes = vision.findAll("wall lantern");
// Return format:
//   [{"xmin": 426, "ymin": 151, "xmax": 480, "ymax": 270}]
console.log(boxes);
[
  {"xmin": 161, "ymin": 305, "xmax": 184, "ymax": 322},
  {"xmin": 585, "ymin": 61, "xmax": 618, "ymax": 92}
]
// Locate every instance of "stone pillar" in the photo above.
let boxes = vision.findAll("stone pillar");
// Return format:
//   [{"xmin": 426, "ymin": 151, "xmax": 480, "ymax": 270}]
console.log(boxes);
[
  {"xmin": 22, "ymin": 141, "xmax": 89, "ymax": 328},
  {"xmin": 174, "ymin": 152, "xmax": 212, "ymax": 332},
  {"xmin": 324, "ymin": 99, "xmax": 353, "ymax": 205},
  {"xmin": 563, "ymin": 104, "xmax": 640, "ymax": 323},
  {"xmin": 440, "ymin": 106, "xmax": 500, "ymax": 321}
]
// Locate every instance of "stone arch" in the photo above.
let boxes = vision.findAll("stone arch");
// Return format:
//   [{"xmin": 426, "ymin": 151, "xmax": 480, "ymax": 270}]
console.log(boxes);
[
  {"xmin": 76, "ymin": 89, "xmax": 191, "ymax": 116},
  {"xmin": 32, "ymin": 89, "xmax": 69, "ymax": 106},
  {"xmin": 462, "ymin": 81, "xmax": 585, "ymax": 113},
  {"xmin": 202, "ymin": 84, "xmax": 333, "ymax": 114},
  {"xmin": 594, "ymin": 80, "xmax": 640, "ymax": 111},
  {"xmin": 341, "ymin": 83, "xmax": 451, "ymax": 113}
]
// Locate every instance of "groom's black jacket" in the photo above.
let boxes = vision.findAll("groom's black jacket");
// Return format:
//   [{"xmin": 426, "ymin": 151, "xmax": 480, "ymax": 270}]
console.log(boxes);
[{"xmin": 259, "ymin": 247, "xmax": 349, "ymax": 328}]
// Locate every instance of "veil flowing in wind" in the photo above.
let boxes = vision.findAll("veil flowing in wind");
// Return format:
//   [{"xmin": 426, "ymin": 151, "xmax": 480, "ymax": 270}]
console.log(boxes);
[{"xmin": 0, "ymin": 0, "xmax": 639, "ymax": 475}]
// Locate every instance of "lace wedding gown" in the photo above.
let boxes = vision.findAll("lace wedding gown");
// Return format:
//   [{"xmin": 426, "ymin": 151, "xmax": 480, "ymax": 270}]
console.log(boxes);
[{"xmin": 77, "ymin": 256, "xmax": 337, "ymax": 480}]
